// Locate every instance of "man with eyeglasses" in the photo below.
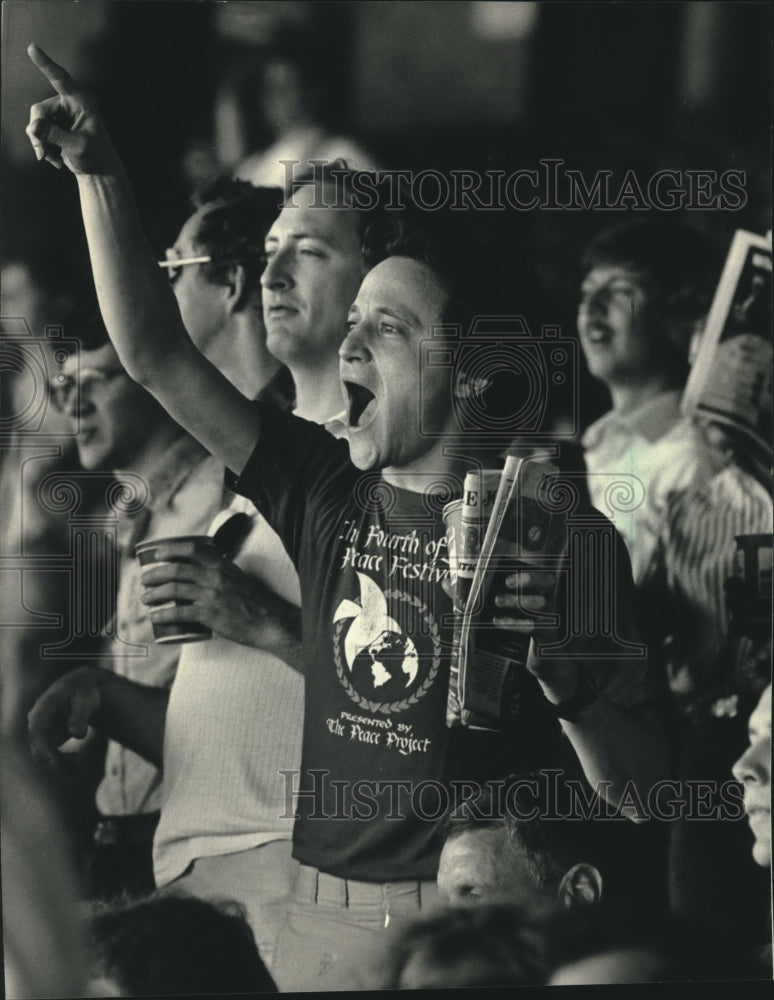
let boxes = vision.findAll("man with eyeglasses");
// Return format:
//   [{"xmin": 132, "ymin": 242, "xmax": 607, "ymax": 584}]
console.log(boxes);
[
  {"xmin": 155, "ymin": 178, "xmax": 289, "ymax": 401},
  {"xmin": 25, "ymin": 45, "xmax": 670, "ymax": 990},
  {"xmin": 27, "ymin": 175, "xmax": 313, "ymax": 952},
  {"xmin": 1, "ymin": 249, "xmax": 99, "ymax": 740},
  {"xmin": 0, "ymin": 249, "xmax": 114, "ymax": 898},
  {"xmin": 42, "ymin": 322, "xmax": 228, "ymax": 900},
  {"xmin": 26, "ymin": 129, "xmax": 359, "ymax": 962}
]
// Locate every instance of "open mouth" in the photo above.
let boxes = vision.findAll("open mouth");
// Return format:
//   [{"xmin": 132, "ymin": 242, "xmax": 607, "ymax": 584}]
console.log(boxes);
[{"xmin": 344, "ymin": 381, "xmax": 378, "ymax": 429}]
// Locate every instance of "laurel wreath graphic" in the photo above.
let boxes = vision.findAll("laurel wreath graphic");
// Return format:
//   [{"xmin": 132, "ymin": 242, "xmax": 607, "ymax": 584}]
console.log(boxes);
[{"xmin": 333, "ymin": 589, "xmax": 441, "ymax": 715}]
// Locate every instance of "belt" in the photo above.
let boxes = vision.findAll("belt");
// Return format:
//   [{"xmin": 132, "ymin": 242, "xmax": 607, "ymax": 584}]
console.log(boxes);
[
  {"xmin": 93, "ymin": 811, "xmax": 160, "ymax": 848},
  {"xmin": 297, "ymin": 865, "xmax": 438, "ymax": 927}
]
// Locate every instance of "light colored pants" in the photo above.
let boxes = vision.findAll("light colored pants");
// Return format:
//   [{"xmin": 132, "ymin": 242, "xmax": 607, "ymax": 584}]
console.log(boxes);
[
  {"xmin": 161, "ymin": 840, "xmax": 298, "ymax": 973},
  {"xmin": 271, "ymin": 864, "xmax": 440, "ymax": 992}
]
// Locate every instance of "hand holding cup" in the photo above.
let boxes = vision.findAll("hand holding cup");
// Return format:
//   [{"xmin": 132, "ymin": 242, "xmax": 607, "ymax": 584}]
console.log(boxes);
[
  {"xmin": 137, "ymin": 530, "xmax": 292, "ymax": 649},
  {"xmin": 135, "ymin": 536, "xmax": 219, "ymax": 644}
]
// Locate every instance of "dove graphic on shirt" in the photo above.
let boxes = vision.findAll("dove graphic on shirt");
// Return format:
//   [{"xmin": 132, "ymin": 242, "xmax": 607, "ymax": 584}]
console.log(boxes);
[{"xmin": 333, "ymin": 572, "xmax": 418, "ymax": 689}]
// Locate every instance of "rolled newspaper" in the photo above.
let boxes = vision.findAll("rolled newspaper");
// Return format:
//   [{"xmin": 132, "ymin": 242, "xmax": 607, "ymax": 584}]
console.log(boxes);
[
  {"xmin": 682, "ymin": 228, "xmax": 772, "ymax": 471},
  {"xmin": 444, "ymin": 457, "xmax": 565, "ymax": 729}
]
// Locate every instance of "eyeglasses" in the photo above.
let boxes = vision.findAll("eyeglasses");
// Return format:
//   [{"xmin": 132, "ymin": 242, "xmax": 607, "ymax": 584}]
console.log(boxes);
[
  {"xmin": 48, "ymin": 368, "xmax": 127, "ymax": 412},
  {"xmin": 157, "ymin": 250, "xmax": 212, "ymax": 285}
]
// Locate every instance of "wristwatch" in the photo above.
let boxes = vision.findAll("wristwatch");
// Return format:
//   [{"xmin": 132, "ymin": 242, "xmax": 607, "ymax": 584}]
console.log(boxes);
[{"xmin": 551, "ymin": 668, "xmax": 598, "ymax": 721}]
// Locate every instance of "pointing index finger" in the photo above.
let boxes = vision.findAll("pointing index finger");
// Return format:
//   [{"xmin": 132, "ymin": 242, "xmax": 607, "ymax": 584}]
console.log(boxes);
[{"xmin": 27, "ymin": 42, "xmax": 77, "ymax": 97}]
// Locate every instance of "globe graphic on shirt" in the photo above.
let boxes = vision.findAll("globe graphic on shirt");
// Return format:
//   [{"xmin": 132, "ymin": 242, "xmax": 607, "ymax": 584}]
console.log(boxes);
[
  {"xmin": 353, "ymin": 629, "xmax": 418, "ymax": 699},
  {"xmin": 333, "ymin": 572, "xmax": 419, "ymax": 699}
]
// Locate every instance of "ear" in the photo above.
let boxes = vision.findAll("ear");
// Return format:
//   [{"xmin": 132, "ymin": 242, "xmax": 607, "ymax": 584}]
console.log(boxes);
[
  {"xmin": 557, "ymin": 863, "xmax": 603, "ymax": 907},
  {"xmin": 224, "ymin": 263, "xmax": 249, "ymax": 314}
]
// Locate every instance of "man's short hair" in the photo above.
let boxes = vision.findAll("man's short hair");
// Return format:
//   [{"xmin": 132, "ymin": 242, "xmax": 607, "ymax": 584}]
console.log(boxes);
[
  {"xmin": 581, "ymin": 219, "xmax": 720, "ymax": 329},
  {"xmin": 376, "ymin": 903, "xmax": 546, "ymax": 988},
  {"xmin": 87, "ymin": 892, "xmax": 277, "ymax": 994},
  {"xmin": 189, "ymin": 178, "xmax": 282, "ymax": 302},
  {"xmin": 361, "ymin": 208, "xmax": 481, "ymax": 334},
  {"xmin": 290, "ymin": 159, "xmax": 397, "ymax": 266},
  {"xmin": 580, "ymin": 219, "xmax": 721, "ymax": 382},
  {"xmin": 290, "ymin": 162, "xmax": 491, "ymax": 332},
  {"xmin": 443, "ymin": 773, "xmax": 636, "ymax": 900}
]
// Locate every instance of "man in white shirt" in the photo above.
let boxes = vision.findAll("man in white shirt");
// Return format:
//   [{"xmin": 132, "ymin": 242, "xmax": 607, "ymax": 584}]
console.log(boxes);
[
  {"xmin": 26, "ymin": 138, "xmax": 369, "ymax": 971},
  {"xmin": 27, "ymin": 182, "xmax": 307, "ymax": 962},
  {"xmin": 24, "ymin": 46, "xmax": 669, "ymax": 989},
  {"xmin": 40, "ymin": 330, "xmax": 226, "ymax": 899}
]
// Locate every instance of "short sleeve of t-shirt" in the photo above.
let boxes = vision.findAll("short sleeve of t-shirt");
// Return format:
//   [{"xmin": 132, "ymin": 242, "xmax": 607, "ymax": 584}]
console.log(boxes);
[{"xmin": 226, "ymin": 404, "xmax": 354, "ymax": 563}]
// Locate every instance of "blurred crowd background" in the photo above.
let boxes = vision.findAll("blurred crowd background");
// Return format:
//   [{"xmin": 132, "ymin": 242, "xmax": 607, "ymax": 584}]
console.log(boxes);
[
  {"xmin": 0, "ymin": 2, "xmax": 771, "ymax": 995},
  {"xmin": 2, "ymin": 1, "xmax": 770, "ymax": 425}
]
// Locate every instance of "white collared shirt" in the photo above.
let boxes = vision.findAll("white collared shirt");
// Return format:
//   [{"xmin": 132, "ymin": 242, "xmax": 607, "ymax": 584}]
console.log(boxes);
[{"xmin": 582, "ymin": 391, "xmax": 717, "ymax": 583}]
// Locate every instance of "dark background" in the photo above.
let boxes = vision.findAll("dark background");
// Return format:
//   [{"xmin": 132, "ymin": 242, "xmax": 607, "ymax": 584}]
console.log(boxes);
[{"xmin": 2, "ymin": 0, "xmax": 771, "ymax": 424}]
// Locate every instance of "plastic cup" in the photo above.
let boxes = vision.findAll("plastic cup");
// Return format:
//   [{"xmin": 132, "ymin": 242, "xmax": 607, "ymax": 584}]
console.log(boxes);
[{"xmin": 134, "ymin": 535, "xmax": 218, "ymax": 644}]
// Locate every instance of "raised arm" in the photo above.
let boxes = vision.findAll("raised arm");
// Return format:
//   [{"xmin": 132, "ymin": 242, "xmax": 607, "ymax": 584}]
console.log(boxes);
[
  {"xmin": 494, "ymin": 568, "xmax": 669, "ymax": 819},
  {"xmin": 25, "ymin": 43, "xmax": 261, "ymax": 475},
  {"xmin": 525, "ymin": 652, "xmax": 668, "ymax": 821}
]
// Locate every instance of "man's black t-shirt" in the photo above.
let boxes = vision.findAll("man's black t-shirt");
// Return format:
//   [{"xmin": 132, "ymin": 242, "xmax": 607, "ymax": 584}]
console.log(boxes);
[{"xmin": 229, "ymin": 406, "xmax": 658, "ymax": 881}]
